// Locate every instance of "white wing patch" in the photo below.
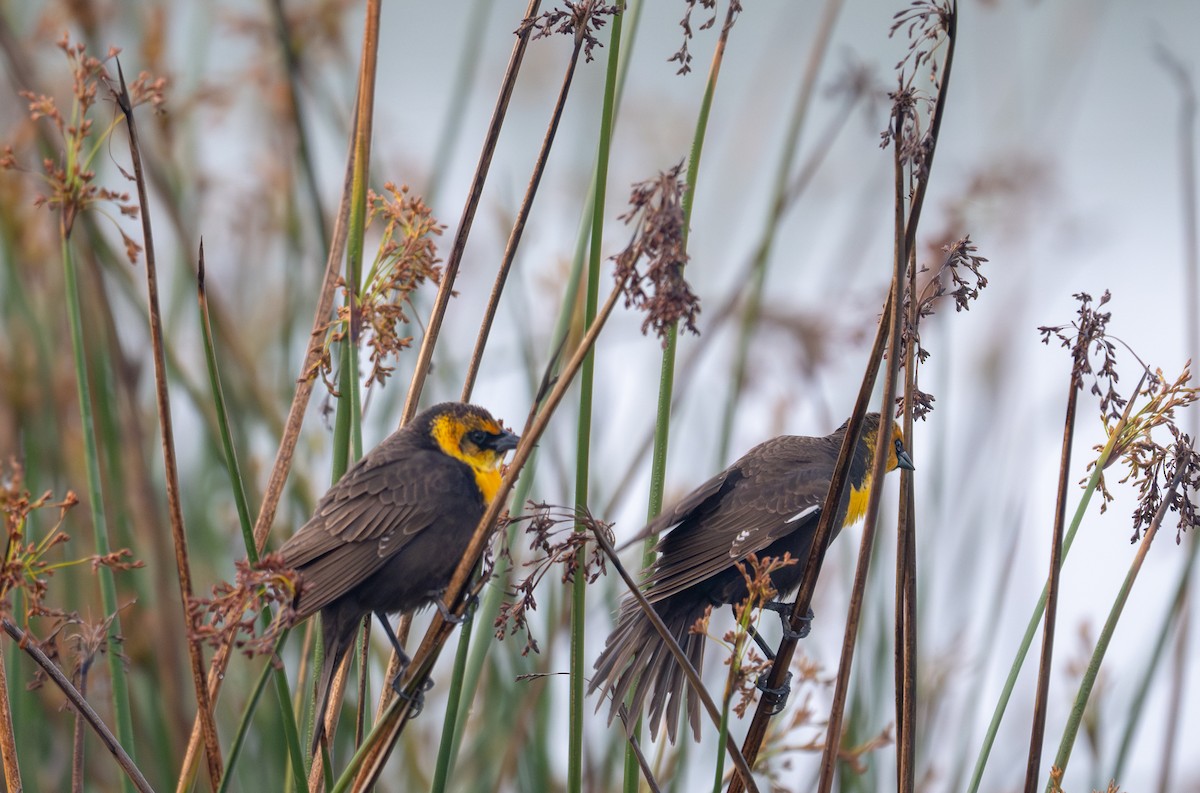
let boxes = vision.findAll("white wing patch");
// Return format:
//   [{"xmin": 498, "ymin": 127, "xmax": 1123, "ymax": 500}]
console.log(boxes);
[
  {"xmin": 785, "ymin": 504, "xmax": 820, "ymax": 524},
  {"xmin": 729, "ymin": 528, "xmax": 756, "ymax": 557},
  {"xmin": 377, "ymin": 527, "xmax": 396, "ymax": 557}
]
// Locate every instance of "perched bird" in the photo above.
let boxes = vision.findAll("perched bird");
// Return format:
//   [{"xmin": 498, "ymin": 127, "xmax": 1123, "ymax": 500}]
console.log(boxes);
[
  {"xmin": 280, "ymin": 402, "xmax": 519, "ymax": 754},
  {"xmin": 590, "ymin": 412, "xmax": 913, "ymax": 743}
]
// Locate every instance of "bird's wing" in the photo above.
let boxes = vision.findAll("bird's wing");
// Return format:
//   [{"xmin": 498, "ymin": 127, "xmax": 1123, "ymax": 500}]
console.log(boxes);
[
  {"xmin": 641, "ymin": 436, "xmax": 836, "ymax": 602},
  {"xmin": 279, "ymin": 447, "xmax": 470, "ymax": 614},
  {"xmin": 617, "ymin": 468, "xmax": 735, "ymax": 550}
]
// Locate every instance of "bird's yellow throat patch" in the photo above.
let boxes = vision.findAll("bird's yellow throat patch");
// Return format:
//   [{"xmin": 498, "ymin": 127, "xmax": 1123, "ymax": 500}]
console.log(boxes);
[
  {"xmin": 472, "ymin": 468, "xmax": 502, "ymax": 504},
  {"xmin": 431, "ymin": 414, "xmax": 504, "ymax": 503},
  {"xmin": 844, "ymin": 476, "xmax": 873, "ymax": 527}
]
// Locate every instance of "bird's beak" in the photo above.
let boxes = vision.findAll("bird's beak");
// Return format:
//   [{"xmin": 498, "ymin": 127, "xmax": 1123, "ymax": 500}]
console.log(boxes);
[
  {"xmin": 897, "ymin": 448, "xmax": 915, "ymax": 471},
  {"xmin": 492, "ymin": 430, "xmax": 521, "ymax": 454}
]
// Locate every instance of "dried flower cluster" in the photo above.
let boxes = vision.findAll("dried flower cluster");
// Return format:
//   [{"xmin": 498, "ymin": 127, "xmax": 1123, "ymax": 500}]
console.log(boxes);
[
  {"xmin": 670, "ymin": 1, "xmax": 742, "ymax": 75},
  {"xmin": 0, "ymin": 34, "xmax": 165, "ymax": 257},
  {"xmin": 2, "ymin": 459, "xmax": 142, "ymax": 630},
  {"xmin": 1042, "ymin": 294, "xmax": 1200, "ymax": 542},
  {"xmin": 1039, "ymin": 291, "xmax": 1124, "ymax": 421},
  {"xmin": 309, "ymin": 183, "xmax": 444, "ymax": 390},
  {"xmin": 900, "ymin": 236, "xmax": 988, "ymax": 419},
  {"xmin": 522, "ymin": 1, "xmax": 618, "ymax": 62},
  {"xmin": 494, "ymin": 503, "xmax": 609, "ymax": 657},
  {"xmin": 1103, "ymin": 368, "xmax": 1200, "ymax": 542},
  {"xmin": 613, "ymin": 161, "xmax": 700, "ymax": 347},
  {"xmin": 189, "ymin": 554, "xmax": 299, "ymax": 660},
  {"xmin": 26, "ymin": 611, "xmax": 123, "ymax": 694},
  {"xmin": 881, "ymin": 0, "xmax": 954, "ymax": 183}
]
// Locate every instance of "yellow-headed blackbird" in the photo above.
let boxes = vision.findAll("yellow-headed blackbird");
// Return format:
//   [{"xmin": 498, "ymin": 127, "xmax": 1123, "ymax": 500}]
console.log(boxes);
[
  {"xmin": 280, "ymin": 402, "xmax": 519, "ymax": 753},
  {"xmin": 590, "ymin": 412, "xmax": 913, "ymax": 743}
]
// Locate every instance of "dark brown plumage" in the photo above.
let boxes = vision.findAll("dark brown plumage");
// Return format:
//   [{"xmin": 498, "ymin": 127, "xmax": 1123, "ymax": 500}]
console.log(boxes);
[
  {"xmin": 280, "ymin": 402, "xmax": 518, "ymax": 755},
  {"xmin": 590, "ymin": 412, "xmax": 913, "ymax": 742}
]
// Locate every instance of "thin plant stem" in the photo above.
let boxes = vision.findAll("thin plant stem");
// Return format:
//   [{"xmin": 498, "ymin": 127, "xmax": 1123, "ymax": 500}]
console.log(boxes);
[
  {"xmin": 112, "ymin": 62, "xmax": 224, "ymax": 789},
  {"xmin": 217, "ymin": 630, "xmax": 292, "ymax": 793},
  {"xmin": 1153, "ymin": 44, "xmax": 1198, "ymax": 793},
  {"xmin": 58, "ymin": 220, "xmax": 138, "ymax": 793},
  {"xmin": 619, "ymin": 2, "xmax": 735, "ymax": 785},
  {"xmin": 461, "ymin": 0, "xmax": 593, "ymax": 406},
  {"xmin": 439, "ymin": 0, "xmax": 597, "ymax": 777},
  {"xmin": 436, "ymin": 15, "xmax": 643, "ymax": 740},
  {"xmin": 715, "ymin": 0, "xmax": 846, "ymax": 464},
  {"xmin": 400, "ymin": 0, "xmax": 542, "ymax": 424},
  {"xmin": 197, "ymin": 245, "xmax": 308, "ymax": 787},
  {"xmin": 1047, "ymin": 459, "xmax": 1190, "ymax": 789},
  {"xmin": 310, "ymin": 0, "xmax": 377, "ymax": 772},
  {"xmin": 1110, "ymin": 533, "xmax": 1197, "ymax": 780},
  {"xmin": 268, "ymin": 0, "xmax": 331, "ymax": 256},
  {"xmin": 570, "ymin": 4, "xmax": 624, "ymax": 791},
  {"xmin": 815, "ymin": 194, "xmax": 907, "ymax": 793},
  {"xmin": 1023, "ymin": 372, "xmax": 1078, "ymax": 792},
  {"xmin": 0, "ymin": 647, "xmax": 21, "ymax": 791},
  {"xmin": 1158, "ymin": 603, "xmax": 1188, "ymax": 793},
  {"xmin": 965, "ymin": 388, "xmax": 1140, "ymax": 793},
  {"xmin": 365, "ymin": 0, "xmax": 542, "ymax": 732},
  {"xmin": 2, "ymin": 619, "xmax": 152, "ymax": 793},
  {"xmin": 430, "ymin": 617, "xmax": 475, "ymax": 793},
  {"xmin": 896, "ymin": 246, "xmax": 918, "ymax": 793}
]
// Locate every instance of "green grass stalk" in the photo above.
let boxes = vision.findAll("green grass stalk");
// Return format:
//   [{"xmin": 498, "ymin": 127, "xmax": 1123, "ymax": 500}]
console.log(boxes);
[
  {"xmin": 1111, "ymin": 533, "xmax": 1197, "ymax": 779},
  {"xmin": 965, "ymin": 411, "xmax": 1130, "ymax": 793},
  {"xmin": 715, "ymin": 0, "xmax": 845, "ymax": 464},
  {"xmin": 197, "ymin": 249, "xmax": 307, "ymax": 787},
  {"xmin": 58, "ymin": 232, "xmax": 138, "ymax": 793},
  {"xmin": 570, "ymin": 5, "xmax": 625, "ymax": 791},
  {"xmin": 1047, "ymin": 461, "xmax": 1190, "ymax": 789},
  {"xmin": 217, "ymin": 630, "xmax": 293, "ymax": 793}
]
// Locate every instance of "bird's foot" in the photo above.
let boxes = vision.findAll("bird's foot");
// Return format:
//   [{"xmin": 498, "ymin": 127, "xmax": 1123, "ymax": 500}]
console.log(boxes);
[
  {"xmin": 763, "ymin": 601, "xmax": 813, "ymax": 641},
  {"xmin": 389, "ymin": 669, "xmax": 435, "ymax": 717},
  {"xmin": 755, "ymin": 671, "xmax": 793, "ymax": 716}
]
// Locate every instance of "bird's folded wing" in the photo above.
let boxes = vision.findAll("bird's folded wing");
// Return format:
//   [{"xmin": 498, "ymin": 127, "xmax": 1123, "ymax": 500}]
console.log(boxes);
[
  {"xmin": 642, "ymin": 437, "xmax": 835, "ymax": 602},
  {"xmin": 279, "ymin": 448, "xmax": 459, "ymax": 613}
]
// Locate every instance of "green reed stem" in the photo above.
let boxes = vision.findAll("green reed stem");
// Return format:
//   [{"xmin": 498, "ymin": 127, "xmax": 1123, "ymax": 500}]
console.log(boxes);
[{"xmin": 59, "ymin": 232, "xmax": 137, "ymax": 793}]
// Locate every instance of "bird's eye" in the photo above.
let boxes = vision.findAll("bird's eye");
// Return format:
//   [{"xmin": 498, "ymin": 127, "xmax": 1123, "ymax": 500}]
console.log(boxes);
[
  {"xmin": 467, "ymin": 429, "xmax": 488, "ymax": 446},
  {"xmin": 895, "ymin": 439, "xmax": 903, "ymax": 454}
]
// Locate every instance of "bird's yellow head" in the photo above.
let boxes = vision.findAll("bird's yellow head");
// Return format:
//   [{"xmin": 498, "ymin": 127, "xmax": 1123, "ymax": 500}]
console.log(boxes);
[
  {"xmin": 429, "ymin": 403, "xmax": 520, "ymax": 502},
  {"xmin": 845, "ymin": 413, "xmax": 914, "ymax": 525},
  {"xmin": 861, "ymin": 414, "xmax": 915, "ymax": 475}
]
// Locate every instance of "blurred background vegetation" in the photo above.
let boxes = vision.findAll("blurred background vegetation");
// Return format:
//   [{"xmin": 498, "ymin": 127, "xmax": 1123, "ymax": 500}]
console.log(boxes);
[{"xmin": 1, "ymin": 1, "xmax": 1199, "ymax": 791}]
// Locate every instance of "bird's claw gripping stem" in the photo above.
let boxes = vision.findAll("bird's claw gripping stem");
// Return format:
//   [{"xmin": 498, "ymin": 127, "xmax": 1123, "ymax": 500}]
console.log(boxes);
[
  {"xmin": 763, "ymin": 600, "xmax": 813, "ymax": 641},
  {"xmin": 755, "ymin": 670, "xmax": 793, "ymax": 716}
]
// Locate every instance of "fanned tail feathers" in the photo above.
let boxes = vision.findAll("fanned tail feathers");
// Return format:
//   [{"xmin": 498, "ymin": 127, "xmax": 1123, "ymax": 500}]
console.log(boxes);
[{"xmin": 590, "ymin": 599, "xmax": 706, "ymax": 743}]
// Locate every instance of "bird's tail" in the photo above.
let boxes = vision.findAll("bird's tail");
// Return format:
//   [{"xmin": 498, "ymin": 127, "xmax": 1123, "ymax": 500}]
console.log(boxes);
[
  {"xmin": 309, "ymin": 605, "xmax": 360, "ymax": 758},
  {"xmin": 590, "ymin": 597, "xmax": 706, "ymax": 743}
]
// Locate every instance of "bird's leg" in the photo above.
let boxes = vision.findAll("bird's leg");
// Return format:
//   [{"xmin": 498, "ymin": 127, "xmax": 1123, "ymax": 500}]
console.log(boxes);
[
  {"xmin": 427, "ymin": 589, "xmax": 476, "ymax": 625},
  {"xmin": 746, "ymin": 624, "xmax": 777, "ymax": 661},
  {"xmin": 746, "ymin": 617, "xmax": 792, "ymax": 715},
  {"xmin": 762, "ymin": 601, "xmax": 813, "ymax": 641},
  {"xmin": 373, "ymin": 611, "xmax": 432, "ymax": 716}
]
